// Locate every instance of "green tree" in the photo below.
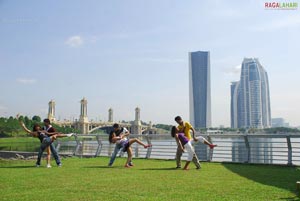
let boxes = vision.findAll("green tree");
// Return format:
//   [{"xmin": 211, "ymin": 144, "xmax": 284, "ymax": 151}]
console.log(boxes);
[{"xmin": 32, "ymin": 115, "xmax": 41, "ymax": 122}]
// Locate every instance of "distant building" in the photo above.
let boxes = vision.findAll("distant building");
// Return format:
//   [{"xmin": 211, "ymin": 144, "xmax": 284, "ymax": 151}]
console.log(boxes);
[
  {"xmin": 231, "ymin": 58, "xmax": 271, "ymax": 128},
  {"xmin": 272, "ymin": 118, "xmax": 289, "ymax": 127},
  {"xmin": 189, "ymin": 51, "xmax": 211, "ymax": 128}
]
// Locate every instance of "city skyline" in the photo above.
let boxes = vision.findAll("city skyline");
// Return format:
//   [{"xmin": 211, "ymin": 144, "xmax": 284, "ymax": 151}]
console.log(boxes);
[{"xmin": 0, "ymin": 1, "xmax": 300, "ymax": 126}]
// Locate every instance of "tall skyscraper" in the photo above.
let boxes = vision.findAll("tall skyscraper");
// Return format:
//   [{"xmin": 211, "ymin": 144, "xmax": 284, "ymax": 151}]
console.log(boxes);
[
  {"xmin": 189, "ymin": 51, "xmax": 211, "ymax": 128},
  {"xmin": 231, "ymin": 58, "xmax": 271, "ymax": 128}
]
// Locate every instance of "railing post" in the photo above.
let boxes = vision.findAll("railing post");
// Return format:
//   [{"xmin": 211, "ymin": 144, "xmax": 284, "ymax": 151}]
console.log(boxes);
[
  {"xmin": 145, "ymin": 134, "xmax": 152, "ymax": 159},
  {"xmin": 74, "ymin": 135, "xmax": 80, "ymax": 156},
  {"xmin": 95, "ymin": 135, "xmax": 102, "ymax": 157},
  {"xmin": 244, "ymin": 135, "xmax": 250, "ymax": 163},
  {"xmin": 207, "ymin": 135, "xmax": 213, "ymax": 162},
  {"xmin": 135, "ymin": 143, "xmax": 139, "ymax": 158},
  {"xmin": 286, "ymin": 135, "xmax": 292, "ymax": 166}
]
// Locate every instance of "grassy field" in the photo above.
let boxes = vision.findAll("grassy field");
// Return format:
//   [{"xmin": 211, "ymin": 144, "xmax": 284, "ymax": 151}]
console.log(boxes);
[
  {"xmin": 0, "ymin": 157, "xmax": 299, "ymax": 201},
  {"xmin": 0, "ymin": 137, "xmax": 71, "ymax": 152}
]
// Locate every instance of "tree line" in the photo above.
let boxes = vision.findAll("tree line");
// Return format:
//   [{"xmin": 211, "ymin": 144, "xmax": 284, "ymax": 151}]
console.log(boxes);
[{"xmin": 0, "ymin": 116, "xmax": 80, "ymax": 137}]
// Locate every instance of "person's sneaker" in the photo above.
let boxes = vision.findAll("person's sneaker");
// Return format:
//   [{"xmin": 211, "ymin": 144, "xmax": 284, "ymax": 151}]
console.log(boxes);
[
  {"xmin": 57, "ymin": 163, "xmax": 62, "ymax": 167},
  {"xmin": 128, "ymin": 163, "xmax": 134, "ymax": 167},
  {"xmin": 66, "ymin": 133, "xmax": 74, "ymax": 137},
  {"xmin": 46, "ymin": 164, "xmax": 52, "ymax": 168},
  {"xmin": 176, "ymin": 166, "xmax": 181, "ymax": 169},
  {"xmin": 196, "ymin": 166, "xmax": 201, "ymax": 170},
  {"xmin": 209, "ymin": 144, "xmax": 217, "ymax": 149},
  {"xmin": 36, "ymin": 164, "xmax": 40, "ymax": 167}
]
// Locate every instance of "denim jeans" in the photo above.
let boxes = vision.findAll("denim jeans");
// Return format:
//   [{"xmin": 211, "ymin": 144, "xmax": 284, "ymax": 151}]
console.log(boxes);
[
  {"xmin": 108, "ymin": 143, "xmax": 123, "ymax": 166},
  {"xmin": 36, "ymin": 137, "xmax": 52, "ymax": 165},
  {"xmin": 49, "ymin": 143, "xmax": 61, "ymax": 165},
  {"xmin": 36, "ymin": 138, "xmax": 61, "ymax": 166}
]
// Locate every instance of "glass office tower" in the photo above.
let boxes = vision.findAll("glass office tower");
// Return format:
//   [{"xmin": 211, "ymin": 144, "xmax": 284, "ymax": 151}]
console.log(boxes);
[
  {"xmin": 231, "ymin": 58, "xmax": 271, "ymax": 128},
  {"xmin": 189, "ymin": 51, "xmax": 212, "ymax": 128}
]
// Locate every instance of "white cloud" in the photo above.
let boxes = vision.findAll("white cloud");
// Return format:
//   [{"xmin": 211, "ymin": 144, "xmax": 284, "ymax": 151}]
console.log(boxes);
[
  {"xmin": 223, "ymin": 64, "xmax": 241, "ymax": 75},
  {"xmin": 65, "ymin": 35, "xmax": 84, "ymax": 47},
  {"xmin": 16, "ymin": 78, "xmax": 37, "ymax": 84}
]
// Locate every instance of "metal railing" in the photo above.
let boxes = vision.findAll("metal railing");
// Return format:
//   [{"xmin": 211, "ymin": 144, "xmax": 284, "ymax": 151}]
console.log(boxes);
[{"xmin": 54, "ymin": 133, "xmax": 300, "ymax": 166}]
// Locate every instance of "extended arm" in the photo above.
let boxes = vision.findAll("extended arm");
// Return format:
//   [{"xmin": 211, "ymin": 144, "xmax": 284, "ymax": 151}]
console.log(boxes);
[
  {"xmin": 17, "ymin": 118, "xmax": 38, "ymax": 137},
  {"xmin": 42, "ymin": 131, "xmax": 62, "ymax": 136},
  {"xmin": 191, "ymin": 127, "xmax": 197, "ymax": 141},
  {"xmin": 121, "ymin": 131, "xmax": 130, "ymax": 139},
  {"xmin": 175, "ymin": 134, "xmax": 184, "ymax": 151},
  {"xmin": 111, "ymin": 133, "xmax": 121, "ymax": 143}
]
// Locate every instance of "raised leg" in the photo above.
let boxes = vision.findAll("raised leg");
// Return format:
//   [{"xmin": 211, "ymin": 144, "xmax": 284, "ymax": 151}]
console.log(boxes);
[{"xmin": 128, "ymin": 138, "xmax": 151, "ymax": 148}]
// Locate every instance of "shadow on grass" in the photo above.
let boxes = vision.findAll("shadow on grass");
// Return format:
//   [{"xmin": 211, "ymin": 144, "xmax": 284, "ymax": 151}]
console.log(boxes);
[
  {"xmin": 222, "ymin": 162, "xmax": 300, "ymax": 199},
  {"xmin": 83, "ymin": 165, "xmax": 123, "ymax": 169},
  {"xmin": 139, "ymin": 167, "xmax": 179, "ymax": 171},
  {"xmin": 0, "ymin": 165, "xmax": 34, "ymax": 169},
  {"xmin": 279, "ymin": 196, "xmax": 300, "ymax": 201}
]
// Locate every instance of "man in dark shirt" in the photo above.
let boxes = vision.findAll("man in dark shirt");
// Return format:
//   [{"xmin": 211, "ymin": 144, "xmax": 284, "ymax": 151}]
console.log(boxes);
[{"xmin": 108, "ymin": 123, "xmax": 132, "ymax": 167}]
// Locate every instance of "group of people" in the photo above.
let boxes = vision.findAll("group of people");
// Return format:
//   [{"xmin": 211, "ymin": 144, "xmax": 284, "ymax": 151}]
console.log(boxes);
[
  {"xmin": 108, "ymin": 116, "xmax": 217, "ymax": 170},
  {"xmin": 17, "ymin": 114, "xmax": 217, "ymax": 170}
]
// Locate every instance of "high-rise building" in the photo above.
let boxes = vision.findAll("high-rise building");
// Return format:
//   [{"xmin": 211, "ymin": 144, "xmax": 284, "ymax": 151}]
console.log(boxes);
[
  {"xmin": 189, "ymin": 51, "xmax": 211, "ymax": 128},
  {"xmin": 231, "ymin": 58, "xmax": 271, "ymax": 128}
]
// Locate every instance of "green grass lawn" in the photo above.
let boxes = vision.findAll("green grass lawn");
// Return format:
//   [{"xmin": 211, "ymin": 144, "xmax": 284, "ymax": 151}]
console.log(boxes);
[
  {"xmin": 0, "ymin": 137, "xmax": 71, "ymax": 152},
  {"xmin": 0, "ymin": 137, "xmax": 38, "ymax": 152},
  {"xmin": 0, "ymin": 157, "xmax": 299, "ymax": 201}
]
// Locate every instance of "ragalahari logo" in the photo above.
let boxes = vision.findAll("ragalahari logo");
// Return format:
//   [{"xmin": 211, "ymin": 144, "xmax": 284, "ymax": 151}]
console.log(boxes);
[{"xmin": 265, "ymin": 2, "xmax": 298, "ymax": 10}]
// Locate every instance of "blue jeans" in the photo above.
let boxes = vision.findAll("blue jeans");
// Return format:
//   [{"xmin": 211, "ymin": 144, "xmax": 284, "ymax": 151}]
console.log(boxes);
[
  {"xmin": 108, "ymin": 143, "xmax": 122, "ymax": 166},
  {"xmin": 49, "ymin": 143, "xmax": 61, "ymax": 165},
  {"xmin": 36, "ymin": 137, "xmax": 52, "ymax": 165},
  {"xmin": 36, "ymin": 138, "xmax": 61, "ymax": 165}
]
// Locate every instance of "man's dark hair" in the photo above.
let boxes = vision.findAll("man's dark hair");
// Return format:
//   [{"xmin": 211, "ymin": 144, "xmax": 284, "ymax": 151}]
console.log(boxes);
[
  {"xmin": 43, "ymin": 119, "xmax": 51, "ymax": 124},
  {"xmin": 113, "ymin": 123, "xmax": 120, "ymax": 129},
  {"xmin": 171, "ymin": 126, "xmax": 177, "ymax": 138},
  {"xmin": 174, "ymin": 116, "xmax": 182, "ymax": 121}
]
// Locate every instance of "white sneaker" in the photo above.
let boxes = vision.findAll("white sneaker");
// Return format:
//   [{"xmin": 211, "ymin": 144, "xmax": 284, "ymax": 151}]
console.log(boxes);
[
  {"xmin": 36, "ymin": 164, "xmax": 40, "ymax": 167},
  {"xmin": 66, "ymin": 133, "xmax": 74, "ymax": 137},
  {"xmin": 47, "ymin": 164, "xmax": 52, "ymax": 168}
]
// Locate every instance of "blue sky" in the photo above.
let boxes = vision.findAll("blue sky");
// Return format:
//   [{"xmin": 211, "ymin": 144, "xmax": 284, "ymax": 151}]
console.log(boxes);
[{"xmin": 0, "ymin": 0, "xmax": 300, "ymax": 126}]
